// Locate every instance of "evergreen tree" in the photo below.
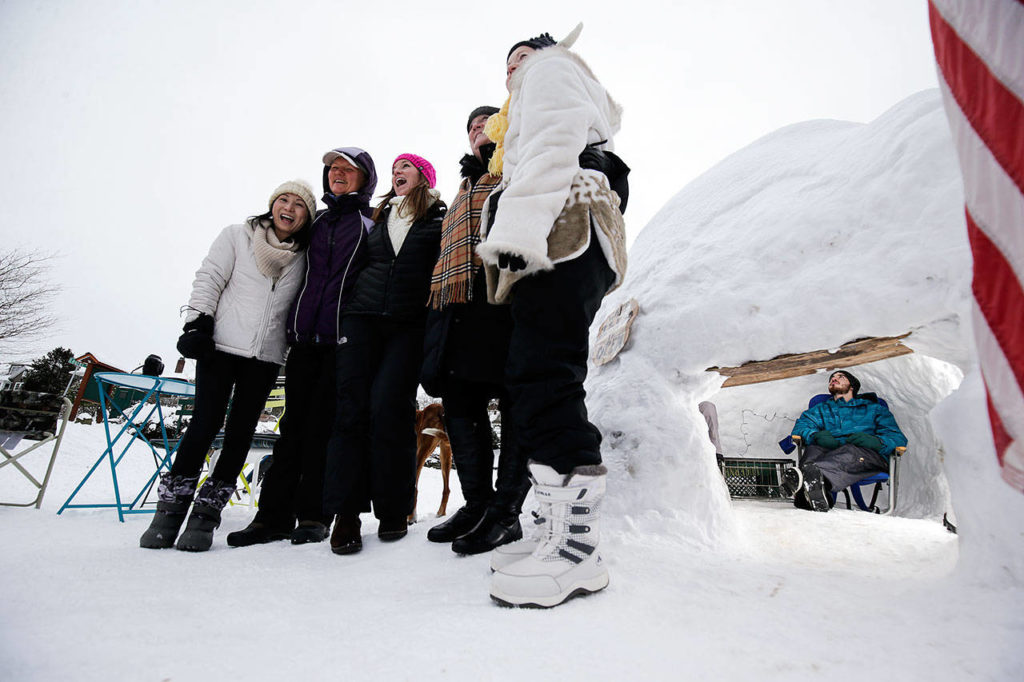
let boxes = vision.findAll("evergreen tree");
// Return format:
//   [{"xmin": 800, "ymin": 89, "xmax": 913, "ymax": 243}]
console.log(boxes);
[{"xmin": 22, "ymin": 347, "xmax": 75, "ymax": 395}]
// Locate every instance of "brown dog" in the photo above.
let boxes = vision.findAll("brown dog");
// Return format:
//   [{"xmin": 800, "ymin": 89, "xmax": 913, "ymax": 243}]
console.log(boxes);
[{"xmin": 409, "ymin": 402, "xmax": 452, "ymax": 523}]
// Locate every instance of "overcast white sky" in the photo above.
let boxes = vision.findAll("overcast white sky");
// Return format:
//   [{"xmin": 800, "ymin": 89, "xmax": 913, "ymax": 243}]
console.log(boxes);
[{"xmin": 0, "ymin": 0, "xmax": 940, "ymax": 371}]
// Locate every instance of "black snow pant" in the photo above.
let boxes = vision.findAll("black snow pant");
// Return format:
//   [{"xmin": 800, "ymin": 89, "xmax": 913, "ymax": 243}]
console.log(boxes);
[
  {"xmin": 801, "ymin": 443, "xmax": 889, "ymax": 492},
  {"xmin": 323, "ymin": 315, "xmax": 424, "ymax": 520},
  {"xmin": 254, "ymin": 344, "xmax": 336, "ymax": 528},
  {"xmin": 504, "ymin": 235, "xmax": 615, "ymax": 475},
  {"xmin": 169, "ymin": 350, "xmax": 279, "ymax": 484},
  {"xmin": 442, "ymin": 380, "xmax": 528, "ymax": 514}
]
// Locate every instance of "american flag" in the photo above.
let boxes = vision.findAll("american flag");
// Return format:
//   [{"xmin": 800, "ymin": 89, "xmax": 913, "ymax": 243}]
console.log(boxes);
[{"xmin": 929, "ymin": 0, "xmax": 1024, "ymax": 493}]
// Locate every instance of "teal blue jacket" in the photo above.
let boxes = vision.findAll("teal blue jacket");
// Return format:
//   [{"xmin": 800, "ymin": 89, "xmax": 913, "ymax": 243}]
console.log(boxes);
[{"xmin": 792, "ymin": 395, "xmax": 907, "ymax": 457}]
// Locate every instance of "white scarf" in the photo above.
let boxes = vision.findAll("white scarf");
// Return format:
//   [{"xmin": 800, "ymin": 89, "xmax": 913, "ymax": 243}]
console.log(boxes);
[
  {"xmin": 387, "ymin": 189, "xmax": 440, "ymax": 253},
  {"xmin": 252, "ymin": 220, "xmax": 302, "ymax": 279}
]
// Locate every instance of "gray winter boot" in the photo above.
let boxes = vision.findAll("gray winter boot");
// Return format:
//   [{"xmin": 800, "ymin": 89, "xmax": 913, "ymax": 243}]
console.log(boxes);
[
  {"xmin": 175, "ymin": 478, "xmax": 236, "ymax": 552},
  {"xmin": 139, "ymin": 474, "xmax": 199, "ymax": 549},
  {"xmin": 489, "ymin": 463, "xmax": 609, "ymax": 608}
]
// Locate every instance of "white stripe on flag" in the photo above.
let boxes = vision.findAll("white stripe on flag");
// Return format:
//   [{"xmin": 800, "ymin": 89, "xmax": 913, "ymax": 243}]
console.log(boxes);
[
  {"xmin": 936, "ymin": 75, "xmax": 1024, "ymax": 284},
  {"xmin": 930, "ymin": 0, "xmax": 1024, "ymax": 98},
  {"xmin": 973, "ymin": 305, "xmax": 1024, "ymax": 443}
]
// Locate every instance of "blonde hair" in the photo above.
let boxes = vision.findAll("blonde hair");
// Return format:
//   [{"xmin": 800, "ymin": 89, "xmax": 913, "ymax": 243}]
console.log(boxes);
[{"xmin": 484, "ymin": 97, "xmax": 510, "ymax": 176}]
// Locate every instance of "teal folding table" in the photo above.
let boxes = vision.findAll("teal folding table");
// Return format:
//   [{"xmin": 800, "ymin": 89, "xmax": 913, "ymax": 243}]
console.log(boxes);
[{"xmin": 58, "ymin": 372, "xmax": 195, "ymax": 521}]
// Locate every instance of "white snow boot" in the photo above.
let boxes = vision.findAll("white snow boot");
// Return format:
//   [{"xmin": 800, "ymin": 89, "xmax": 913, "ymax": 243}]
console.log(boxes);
[{"xmin": 489, "ymin": 463, "xmax": 609, "ymax": 608}]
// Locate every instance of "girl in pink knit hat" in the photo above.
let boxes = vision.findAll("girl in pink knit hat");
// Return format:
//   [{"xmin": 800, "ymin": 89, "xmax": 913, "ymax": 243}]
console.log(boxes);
[{"xmin": 322, "ymin": 153, "xmax": 448, "ymax": 554}]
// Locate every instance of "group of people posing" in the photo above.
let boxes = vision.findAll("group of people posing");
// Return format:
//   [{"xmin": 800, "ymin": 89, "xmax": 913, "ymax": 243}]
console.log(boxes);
[{"xmin": 138, "ymin": 25, "xmax": 628, "ymax": 609}]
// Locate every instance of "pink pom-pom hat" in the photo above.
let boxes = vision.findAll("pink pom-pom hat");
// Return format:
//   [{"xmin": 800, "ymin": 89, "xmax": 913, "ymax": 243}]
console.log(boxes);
[{"xmin": 393, "ymin": 153, "xmax": 437, "ymax": 189}]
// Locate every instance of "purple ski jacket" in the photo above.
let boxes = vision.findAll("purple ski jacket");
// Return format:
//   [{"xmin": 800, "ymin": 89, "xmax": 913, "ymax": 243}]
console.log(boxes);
[{"xmin": 286, "ymin": 147, "xmax": 377, "ymax": 345}]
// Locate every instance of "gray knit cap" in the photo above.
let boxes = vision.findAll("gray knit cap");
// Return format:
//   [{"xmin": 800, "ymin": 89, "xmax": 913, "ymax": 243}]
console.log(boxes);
[{"xmin": 268, "ymin": 179, "xmax": 317, "ymax": 220}]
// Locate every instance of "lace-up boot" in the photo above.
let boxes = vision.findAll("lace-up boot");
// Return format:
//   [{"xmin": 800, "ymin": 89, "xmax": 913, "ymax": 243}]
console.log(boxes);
[{"xmin": 489, "ymin": 463, "xmax": 609, "ymax": 608}]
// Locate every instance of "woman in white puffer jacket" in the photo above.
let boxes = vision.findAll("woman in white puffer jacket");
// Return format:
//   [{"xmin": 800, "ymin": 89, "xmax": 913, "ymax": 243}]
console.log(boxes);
[
  {"xmin": 477, "ymin": 25, "xmax": 627, "ymax": 609},
  {"xmin": 140, "ymin": 179, "xmax": 315, "ymax": 553}
]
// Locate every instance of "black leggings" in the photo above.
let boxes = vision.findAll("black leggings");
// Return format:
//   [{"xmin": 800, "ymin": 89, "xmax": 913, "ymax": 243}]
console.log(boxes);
[
  {"xmin": 169, "ymin": 351, "xmax": 279, "ymax": 483},
  {"xmin": 504, "ymin": 236, "xmax": 614, "ymax": 474},
  {"xmin": 323, "ymin": 315, "xmax": 424, "ymax": 519},
  {"xmin": 254, "ymin": 344, "xmax": 336, "ymax": 526}
]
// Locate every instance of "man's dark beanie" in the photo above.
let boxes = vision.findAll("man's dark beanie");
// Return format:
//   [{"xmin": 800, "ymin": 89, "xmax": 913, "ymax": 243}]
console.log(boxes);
[
  {"xmin": 507, "ymin": 32, "xmax": 557, "ymax": 60},
  {"xmin": 467, "ymin": 106, "xmax": 499, "ymax": 132},
  {"xmin": 830, "ymin": 370, "xmax": 861, "ymax": 396}
]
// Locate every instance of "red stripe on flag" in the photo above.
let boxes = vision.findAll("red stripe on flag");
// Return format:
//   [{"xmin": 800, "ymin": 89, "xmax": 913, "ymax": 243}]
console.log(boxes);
[
  {"xmin": 986, "ymin": 388, "xmax": 1024, "ymax": 494},
  {"xmin": 930, "ymin": 3, "xmax": 1024, "ymax": 194},
  {"xmin": 966, "ymin": 210, "xmax": 1024, "ymax": 394},
  {"xmin": 985, "ymin": 390, "xmax": 1012, "ymax": 464}
]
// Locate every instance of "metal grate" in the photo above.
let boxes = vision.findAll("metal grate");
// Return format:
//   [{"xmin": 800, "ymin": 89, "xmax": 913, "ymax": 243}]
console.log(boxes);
[{"xmin": 719, "ymin": 457, "xmax": 795, "ymax": 499}]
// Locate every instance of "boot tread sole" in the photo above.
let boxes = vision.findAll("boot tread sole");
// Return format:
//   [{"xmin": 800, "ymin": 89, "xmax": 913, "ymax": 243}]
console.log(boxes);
[{"xmin": 489, "ymin": 574, "xmax": 609, "ymax": 609}]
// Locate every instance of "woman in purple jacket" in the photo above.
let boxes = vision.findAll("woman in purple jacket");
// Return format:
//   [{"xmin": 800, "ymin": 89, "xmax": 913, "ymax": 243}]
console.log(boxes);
[{"xmin": 228, "ymin": 147, "xmax": 378, "ymax": 547}]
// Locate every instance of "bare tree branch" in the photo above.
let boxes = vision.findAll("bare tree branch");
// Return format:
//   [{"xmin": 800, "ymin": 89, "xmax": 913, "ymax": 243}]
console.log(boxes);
[{"xmin": 0, "ymin": 249, "xmax": 60, "ymax": 348}]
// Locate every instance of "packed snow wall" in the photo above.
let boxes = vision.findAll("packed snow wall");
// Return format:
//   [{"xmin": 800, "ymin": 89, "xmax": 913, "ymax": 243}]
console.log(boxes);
[{"xmin": 588, "ymin": 90, "xmax": 976, "ymax": 547}]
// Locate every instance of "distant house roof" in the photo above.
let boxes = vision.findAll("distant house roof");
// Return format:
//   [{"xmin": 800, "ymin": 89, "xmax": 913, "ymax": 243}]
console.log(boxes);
[
  {"xmin": 75, "ymin": 353, "xmax": 124, "ymax": 374},
  {"xmin": 5, "ymin": 364, "xmax": 30, "ymax": 379},
  {"xmin": 70, "ymin": 353, "xmax": 127, "ymax": 418}
]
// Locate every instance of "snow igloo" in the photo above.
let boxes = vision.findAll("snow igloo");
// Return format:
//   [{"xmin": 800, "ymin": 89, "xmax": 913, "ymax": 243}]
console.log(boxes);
[{"xmin": 587, "ymin": 90, "xmax": 984, "ymax": 549}]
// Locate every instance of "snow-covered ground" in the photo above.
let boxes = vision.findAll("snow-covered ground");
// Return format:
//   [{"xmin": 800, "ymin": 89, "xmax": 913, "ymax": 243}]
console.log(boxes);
[
  {"xmin": 0, "ymin": 421, "xmax": 985, "ymax": 680},
  {"xmin": 2, "ymin": 89, "xmax": 1023, "ymax": 680}
]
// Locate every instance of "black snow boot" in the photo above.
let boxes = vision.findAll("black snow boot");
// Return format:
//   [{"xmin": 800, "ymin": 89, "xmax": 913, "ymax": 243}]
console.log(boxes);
[
  {"xmin": 140, "ymin": 473, "xmax": 199, "ymax": 549},
  {"xmin": 452, "ymin": 425, "xmax": 530, "ymax": 554},
  {"xmin": 377, "ymin": 516, "xmax": 408, "ymax": 542},
  {"xmin": 290, "ymin": 520, "xmax": 330, "ymax": 545},
  {"xmin": 175, "ymin": 478, "xmax": 236, "ymax": 552},
  {"xmin": 330, "ymin": 514, "xmax": 362, "ymax": 555},
  {"xmin": 491, "ymin": 430, "xmax": 530, "ymax": 516},
  {"xmin": 226, "ymin": 520, "xmax": 293, "ymax": 547},
  {"xmin": 428, "ymin": 414, "xmax": 501, "ymax": 544},
  {"xmin": 801, "ymin": 463, "xmax": 831, "ymax": 512},
  {"xmin": 451, "ymin": 505, "xmax": 523, "ymax": 555},
  {"xmin": 448, "ymin": 415, "xmax": 496, "ymax": 497},
  {"xmin": 780, "ymin": 466, "xmax": 803, "ymax": 499},
  {"xmin": 426, "ymin": 502, "xmax": 487, "ymax": 543}
]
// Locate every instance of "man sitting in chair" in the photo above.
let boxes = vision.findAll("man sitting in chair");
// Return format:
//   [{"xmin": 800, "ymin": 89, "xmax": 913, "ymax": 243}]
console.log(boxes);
[{"xmin": 785, "ymin": 370, "xmax": 907, "ymax": 512}]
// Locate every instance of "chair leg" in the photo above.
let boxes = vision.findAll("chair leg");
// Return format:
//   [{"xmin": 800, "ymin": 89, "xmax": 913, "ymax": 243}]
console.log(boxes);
[
  {"xmin": 851, "ymin": 484, "xmax": 873, "ymax": 512},
  {"xmin": 884, "ymin": 457, "xmax": 899, "ymax": 516},
  {"xmin": 867, "ymin": 482, "xmax": 882, "ymax": 511}
]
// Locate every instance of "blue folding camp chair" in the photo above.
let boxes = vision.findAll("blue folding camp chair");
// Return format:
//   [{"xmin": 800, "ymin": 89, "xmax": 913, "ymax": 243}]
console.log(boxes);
[{"xmin": 780, "ymin": 393, "xmax": 906, "ymax": 514}]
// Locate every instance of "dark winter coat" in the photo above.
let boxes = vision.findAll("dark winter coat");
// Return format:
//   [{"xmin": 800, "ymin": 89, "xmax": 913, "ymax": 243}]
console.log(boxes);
[
  {"xmin": 286, "ymin": 147, "xmax": 377, "ymax": 345},
  {"xmin": 420, "ymin": 270, "xmax": 513, "ymax": 397},
  {"xmin": 344, "ymin": 200, "xmax": 446, "ymax": 321},
  {"xmin": 792, "ymin": 395, "xmax": 908, "ymax": 457},
  {"xmin": 421, "ymin": 154, "xmax": 511, "ymax": 397}
]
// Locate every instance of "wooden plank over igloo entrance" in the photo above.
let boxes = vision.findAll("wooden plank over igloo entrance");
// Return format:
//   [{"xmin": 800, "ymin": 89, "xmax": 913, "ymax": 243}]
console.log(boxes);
[{"xmin": 708, "ymin": 333, "xmax": 913, "ymax": 387}]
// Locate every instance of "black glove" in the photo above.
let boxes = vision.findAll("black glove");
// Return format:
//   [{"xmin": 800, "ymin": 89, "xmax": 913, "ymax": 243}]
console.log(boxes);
[
  {"xmin": 497, "ymin": 253, "xmax": 526, "ymax": 272},
  {"xmin": 176, "ymin": 313, "xmax": 215, "ymax": 360},
  {"xmin": 847, "ymin": 432, "xmax": 883, "ymax": 452},
  {"xmin": 812, "ymin": 430, "xmax": 840, "ymax": 450}
]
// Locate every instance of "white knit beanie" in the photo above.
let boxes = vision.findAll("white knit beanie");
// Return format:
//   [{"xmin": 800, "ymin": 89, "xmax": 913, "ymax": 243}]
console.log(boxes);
[{"xmin": 268, "ymin": 179, "xmax": 317, "ymax": 219}]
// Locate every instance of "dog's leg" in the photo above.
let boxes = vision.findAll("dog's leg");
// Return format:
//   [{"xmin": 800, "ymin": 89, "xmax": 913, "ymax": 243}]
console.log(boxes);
[
  {"xmin": 409, "ymin": 435, "xmax": 434, "ymax": 524},
  {"xmin": 437, "ymin": 438, "xmax": 452, "ymax": 517}
]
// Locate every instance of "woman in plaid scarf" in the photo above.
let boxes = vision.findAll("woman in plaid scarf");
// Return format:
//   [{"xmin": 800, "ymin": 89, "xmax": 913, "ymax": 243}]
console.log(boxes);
[{"xmin": 420, "ymin": 106, "xmax": 530, "ymax": 555}]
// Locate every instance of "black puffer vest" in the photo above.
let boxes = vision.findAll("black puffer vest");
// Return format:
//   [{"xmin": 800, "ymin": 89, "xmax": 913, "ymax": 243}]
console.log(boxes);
[{"xmin": 344, "ymin": 200, "xmax": 446, "ymax": 321}]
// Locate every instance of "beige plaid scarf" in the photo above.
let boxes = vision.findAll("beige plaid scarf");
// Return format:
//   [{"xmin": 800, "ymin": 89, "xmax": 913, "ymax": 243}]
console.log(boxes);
[{"xmin": 428, "ymin": 173, "xmax": 502, "ymax": 309}]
